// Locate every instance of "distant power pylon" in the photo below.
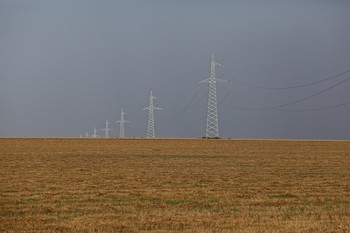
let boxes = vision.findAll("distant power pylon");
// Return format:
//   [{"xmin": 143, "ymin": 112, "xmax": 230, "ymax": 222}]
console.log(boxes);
[
  {"xmin": 116, "ymin": 108, "xmax": 129, "ymax": 138},
  {"xmin": 200, "ymin": 54, "xmax": 228, "ymax": 138},
  {"xmin": 102, "ymin": 119, "xmax": 112, "ymax": 138},
  {"xmin": 91, "ymin": 127, "xmax": 99, "ymax": 138},
  {"xmin": 143, "ymin": 90, "xmax": 162, "ymax": 138}
]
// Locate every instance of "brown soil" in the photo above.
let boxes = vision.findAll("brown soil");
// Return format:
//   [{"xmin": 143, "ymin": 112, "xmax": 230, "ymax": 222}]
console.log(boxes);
[{"xmin": 1, "ymin": 138, "xmax": 349, "ymax": 232}]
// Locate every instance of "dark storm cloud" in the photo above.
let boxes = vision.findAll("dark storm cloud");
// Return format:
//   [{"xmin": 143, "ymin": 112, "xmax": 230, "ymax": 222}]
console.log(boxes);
[{"xmin": 1, "ymin": 0, "xmax": 350, "ymax": 139}]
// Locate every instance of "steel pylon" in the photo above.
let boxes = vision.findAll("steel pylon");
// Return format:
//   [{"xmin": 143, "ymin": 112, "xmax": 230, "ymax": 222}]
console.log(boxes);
[
  {"xmin": 200, "ymin": 54, "xmax": 228, "ymax": 138},
  {"xmin": 102, "ymin": 119, "xmax": 112, "ymax": 138},
  {"xmin": 143, "ymin": 91, "xmax": 162, "ymax": 138},
  {"xmin": 91, "ymin": 127, "xmax": 99, "ymax": 138},
  {"xmin": 116, "ymin": 108, "xmax": 129, "ymax": 138}
]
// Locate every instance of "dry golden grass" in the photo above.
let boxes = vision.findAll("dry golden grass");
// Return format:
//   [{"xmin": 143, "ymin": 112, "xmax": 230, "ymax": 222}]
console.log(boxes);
[{"xmin": 0, "ymin": 138, "xmax": 350, "ymax": 232}]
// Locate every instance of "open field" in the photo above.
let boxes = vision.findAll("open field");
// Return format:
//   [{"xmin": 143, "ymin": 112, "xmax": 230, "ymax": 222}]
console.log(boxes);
[{"xmin": 0, "ymin": 138, "xmax": 350, "ymax": 232}]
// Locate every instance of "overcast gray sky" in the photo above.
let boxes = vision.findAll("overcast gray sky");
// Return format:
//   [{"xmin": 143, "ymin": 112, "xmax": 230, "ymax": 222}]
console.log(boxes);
[{"xmin": 1, "ymin": 0, "xmax": 350, "ymax": 139}]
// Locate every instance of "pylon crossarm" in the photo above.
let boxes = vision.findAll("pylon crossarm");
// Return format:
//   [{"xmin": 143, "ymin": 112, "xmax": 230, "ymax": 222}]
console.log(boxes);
[{"xmin": 217, "ymin": 79, "xmax": 230, "ymax": 84}]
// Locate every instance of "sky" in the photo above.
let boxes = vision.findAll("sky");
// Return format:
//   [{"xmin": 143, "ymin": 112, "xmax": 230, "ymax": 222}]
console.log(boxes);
[{"xmin": 1, "ymin": 0, "xmax": 350, "ymax": 139}]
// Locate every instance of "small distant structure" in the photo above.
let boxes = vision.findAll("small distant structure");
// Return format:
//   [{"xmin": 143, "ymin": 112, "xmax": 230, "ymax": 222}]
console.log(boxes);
[
  {"xmin": 116, "ymin": 108, "xmax": 130, "ymax": 138},
  {"xmin": 91, "ymin": 127, "xmax": 99, "ymax": 138},
  {"xmin": 143, "ymin": 90, "xmax": 162, "ymax": 138},
  {"xmin": 85, "ymin": 132, "xmax": 89, "ymax": 138},
  {"xmin": 102, "ymin": 119, "xmax": 112, "ymax": 138}
]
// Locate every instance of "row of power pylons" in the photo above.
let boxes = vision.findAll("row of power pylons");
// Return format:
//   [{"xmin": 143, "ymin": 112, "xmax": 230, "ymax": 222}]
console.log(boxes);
[
  {"xmin": 83, "ymin": 53, "xmax": 225, "ymax": 139},
  {"xmin": 83, "ymin": 90, "xmax": 162, "ymax": 139},
  {"xmin": 142, "ymin": 53, "xmax": 226, "ymax": 139}
]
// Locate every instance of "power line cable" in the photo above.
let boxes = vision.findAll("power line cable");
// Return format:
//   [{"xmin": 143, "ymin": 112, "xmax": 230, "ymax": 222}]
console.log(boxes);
[
  {"xmin": 228, "ymin": 68, "xmax": 350, "ymax": 90},
  {"xmin": 223, "ymin": 88, "xmax": 350, "ymax": 112},
  {"xmin": 186, "ymin": 89, "xmax": 231, "ymax": 127},
  {"xmin": 223, "ymin": 21, "xmax": 350, "ymax": 90},
  {"xmin": 273, "ymin": 75, "xmax": 350, "ymax": 108},
  {"xmin": 260, "ymin": 21, "xmax": 350, "ymax": 63},
  {"xmin": 169, "ymin": 90, "xmax": 201, "ymax": 117},
  {"xmin": 220, "ymin": 72, "xmax": 350, "ymax": 111},
  {"xmin": 224, "ymin": 99, "xmax": 350, "ymax": 112},
  {"xmin": 218, "ymin": 90, "xmax": 233, "ymax": 106},
  {"xmin": 159, "ymin": 90, "xmax": 207, "ymax": 125},
  {"xmin": 279, "ymin": 102, "xmax": 350, "ymax": 112},
  {"xmin": 282, "ymin": 21, "xmax": 350, "ymax": 56}
]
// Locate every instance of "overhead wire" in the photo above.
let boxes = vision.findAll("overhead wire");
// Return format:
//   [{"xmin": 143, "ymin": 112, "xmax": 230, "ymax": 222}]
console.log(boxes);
[
  {"xmin": 159, "ymin": 90, "xmax": 208, "ymax": 125},
  {"xmin": 249, "ymin": 20, "xmax": 350, "ymax": 67},
  {"xmin": 235, "ymin": 77, "xmax": 350, "ymax": 110},
  {"xmin": 222, "ymin": 83, "xmax": 350, "ymax": 112},
  {"xmin": 224, "ymin": 94, "xmax": 350, "ymax": 112},
  {"xmin": 279, "ymin": 102, "xmax": 350, "ymax": 112},
  {"xmin": 229, "ymin": 68, "xmax": 350, "ymax": 90},
  {"xmin": 167, "ymin": 21, "xmax": 350, "ymax": 128},
  {"xmin": 268, "ymin": 75, "xmax": 350, "ymax": 109},
  {"xmin": 224, "ymin": 20, "xmax": 350, "ymax": 90},
  {"xmin": 276, "ymin": 21, "xmax": 350, "ymax": 59},
  {"xmin": 218, "ymin": 20, "xmax": 350, "ymax": 111}
]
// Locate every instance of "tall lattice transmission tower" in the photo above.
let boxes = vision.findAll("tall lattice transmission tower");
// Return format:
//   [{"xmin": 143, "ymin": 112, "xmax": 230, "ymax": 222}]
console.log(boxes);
[
  {"xmin": 143, "ymin": 90, "xmax": 162, "ymax": 138},
  {"xmin": 91, "ymin": 127, "xmax": 99, "ymax": 138},
  {"xmin": 102, "ymin": 119, "xmax": 112, "ymax": 138},
  {"xmin": 200, "ymin": 54, "xmax": 228, "ymax": 138},
  {"xmin": 116, "ymin": 108, "xmax": 129, "ymax": 138}
]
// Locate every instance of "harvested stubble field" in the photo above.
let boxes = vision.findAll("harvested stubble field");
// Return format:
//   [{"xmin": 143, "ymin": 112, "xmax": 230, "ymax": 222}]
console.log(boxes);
[{"xmin": 0, "ymin": 138, "xmax": 350, "ymax": 232}]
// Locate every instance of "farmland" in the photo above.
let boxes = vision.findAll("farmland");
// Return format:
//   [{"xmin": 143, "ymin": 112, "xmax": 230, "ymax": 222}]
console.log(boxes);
[{"xmin": 0, "ymin": 138, "xmax": 350, "ymax": 232}]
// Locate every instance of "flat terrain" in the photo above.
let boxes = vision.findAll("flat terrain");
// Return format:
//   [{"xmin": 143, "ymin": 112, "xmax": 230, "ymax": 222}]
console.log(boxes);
[{"xmin": 0, "ymin": 138, "xmax": 350, "ymax": 232}]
